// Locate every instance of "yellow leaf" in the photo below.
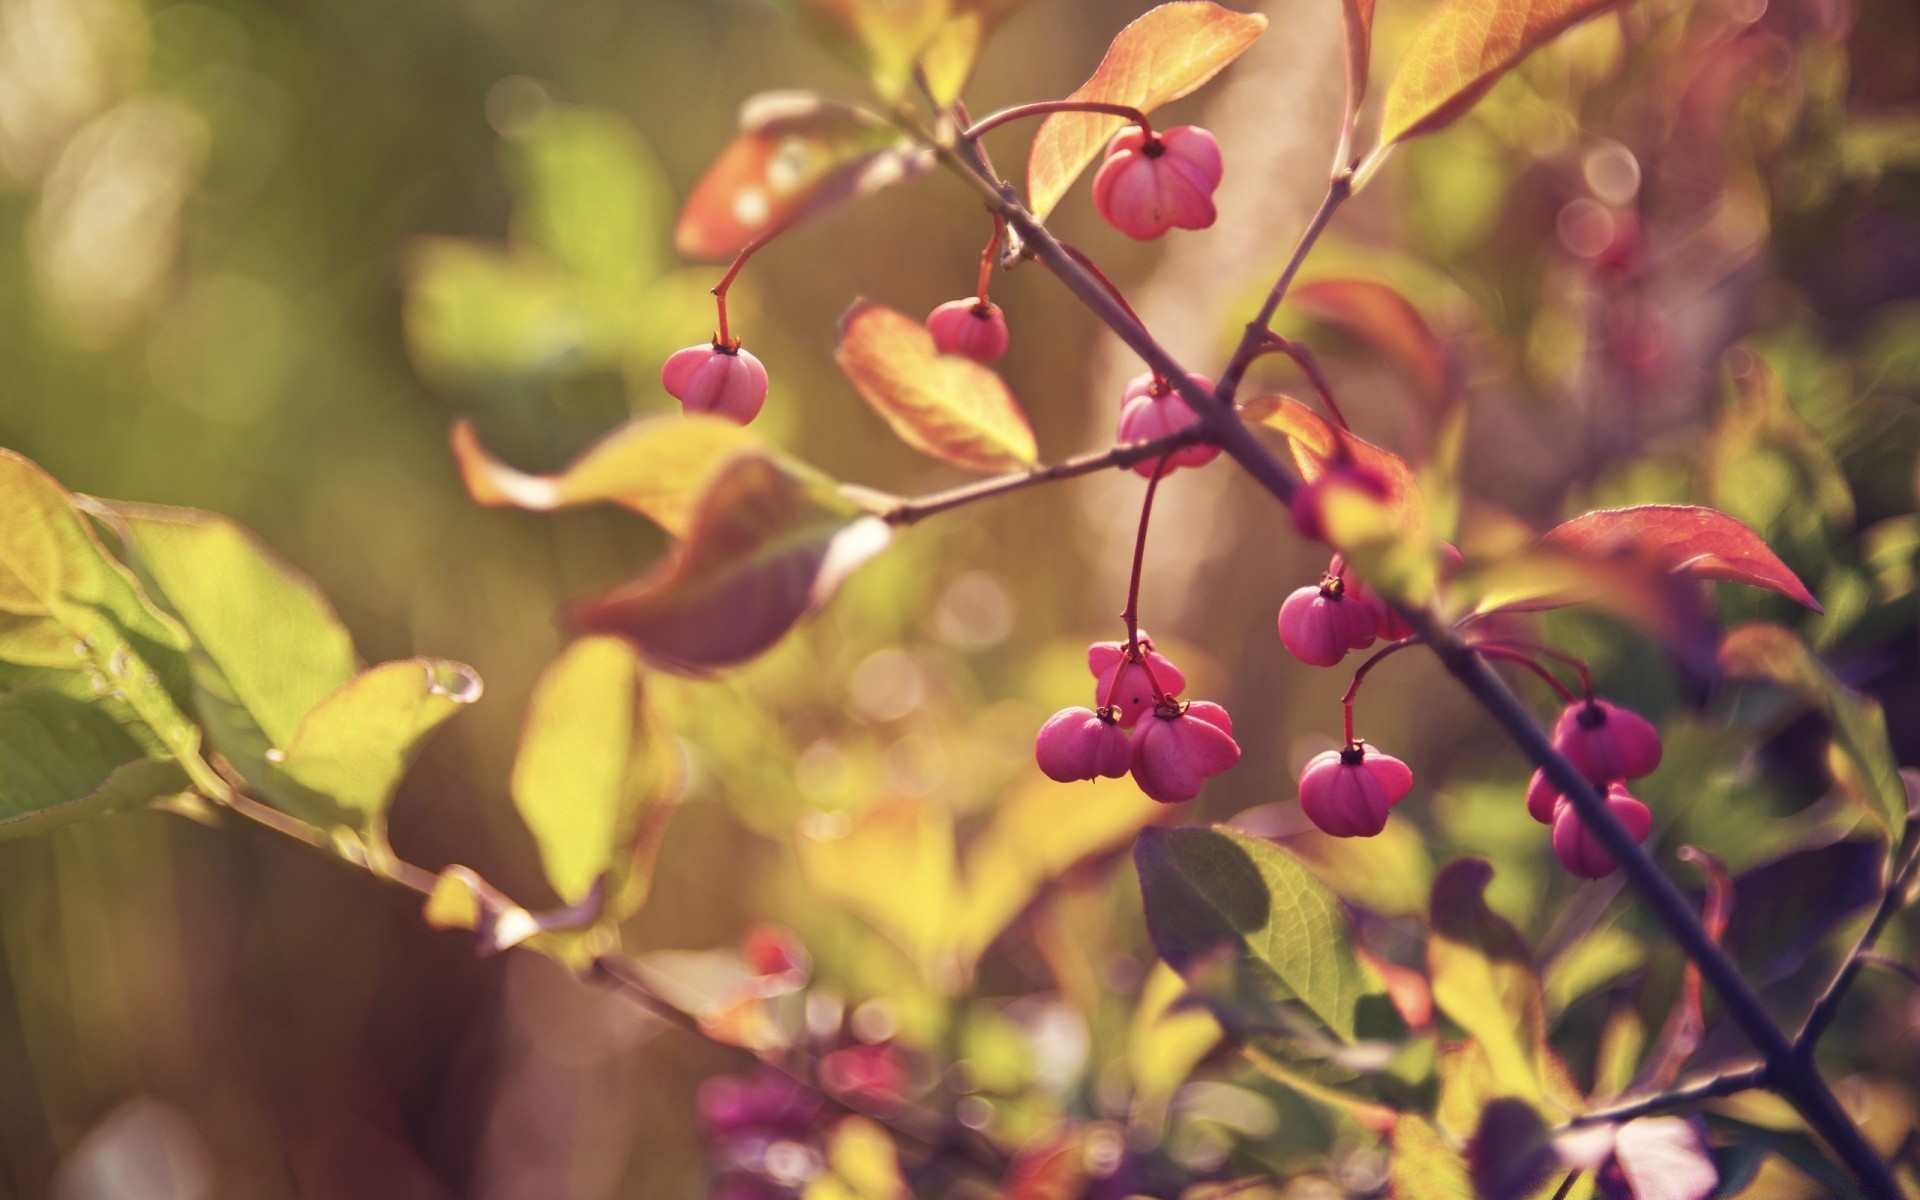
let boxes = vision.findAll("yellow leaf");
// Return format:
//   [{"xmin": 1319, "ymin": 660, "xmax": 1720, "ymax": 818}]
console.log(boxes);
[
  {"xmin": 1026, "ymin": 2, "xmax": 1266, "ymax": 219},
  {"xmin": 795, "ymin": 798, "xmax": 960, "ymax": 973}
]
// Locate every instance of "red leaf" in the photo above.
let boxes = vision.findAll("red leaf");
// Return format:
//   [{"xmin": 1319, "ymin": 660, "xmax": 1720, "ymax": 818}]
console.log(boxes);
[
  {"xmin": 1291, "ymin": 278, "xmax": 1451, "ymax": 412},
  {"xmin": 1543, "ymin": 504, "xmax": 1820, "ymax": 611},
  {"xmin": 1244, "ymin": 394, "xmax": 1425, "ymax": 530}
]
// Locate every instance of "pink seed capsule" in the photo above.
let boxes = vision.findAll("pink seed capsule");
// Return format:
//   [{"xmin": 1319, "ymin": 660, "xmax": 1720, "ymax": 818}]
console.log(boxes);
[
  {"xmin": 1092, "ymin": 125, "xmax": 1223, "ymax": 240},
  {"xmin": 1552, "ymin": 699, "xmax": 1663, "ymax": 785},
  {"xmin": 1116, "ymin": 372, "xmax": 1219, "ymax": 476},
  {"xmin": 926, "ymin": 299, "xmax": 1010, "ymax": 363},
  {"xmin": 1034, "ymin": 706, "xmax": 1133, "ymax": 782},
  {"xmin": 1297, "ymin": 743, "xmax": 1415, "ymax": 838},
  {"xmin": 1525, "ymin": 769, "xmax": 1560, "ymax": 824},
  {"xmin": 661, "ymin": 343, "xmax": 768, "ymax": 424},
  {"xmin": 1277, "ymin": 581, "xmax": 1378, "ymax": 667},
  {"xmin": 1551, "ymin": 784, "xmax": 1653, "ymax": 879},
  {"xmin": 1087, "ymin": 634, "xmax": 1187, "ymax": 727},
  {"xmin": 1129, "ymin": 701, "xmax": 1241, "ymax": 803}
]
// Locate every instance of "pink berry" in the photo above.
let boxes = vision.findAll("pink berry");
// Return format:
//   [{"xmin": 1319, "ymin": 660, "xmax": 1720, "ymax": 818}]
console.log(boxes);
[
  {"xmin": 1552, "ymin": 700, "xmax": 1663, "ymax": 785},
  {"xmin": 926, "ymin": 299, "xmax": 1010, "ymax": 363},
  {"xmin": 1034, "ymin": 706, "xmax": 1133, "ymax": 782},
  {"xmin": 1297, "ymin": 743, "xmax": 1415, "ymax": 838},
  {"xmin": 661, "ymin": 343, "xmax": 768, "ymax": 424},
  {"xmin": 1277, "ymin": 580, "xmax": 1378, "ymax": 667},
  {"xmin": 1551, "ymin": 784, "xmax": 1653, "ymax": 879},
  {"xmin": 1525, "ymin": 769, "xmax": 1559, "ymax": 824},
  {"xmin": 1129, "ymin": 701, "xmax": 1241, "ymax": 803},
  {"xmin": 1087, "ymin": 635, "xmax": 1187, "ymax": 727},
  {"xmin": 1092, "ymin": 125, "xmax": 1223, "ymax": 241},
  {"xmin": 1116, "ymin": 372, "xmax": 1220, "ymax": 476}
]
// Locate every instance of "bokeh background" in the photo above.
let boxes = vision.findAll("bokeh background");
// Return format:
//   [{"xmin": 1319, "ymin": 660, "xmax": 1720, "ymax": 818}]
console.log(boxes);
[{"xmin": 1, "ymin": 0, "xmax": 1918, "ymax": 1195}]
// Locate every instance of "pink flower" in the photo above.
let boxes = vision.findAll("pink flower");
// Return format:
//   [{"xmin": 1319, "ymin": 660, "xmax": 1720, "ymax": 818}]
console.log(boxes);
[
  {"xmin": 1551, "ymin": 783, "xmax": 1653, "ymax": 879},
  {"xmin": 1277, "ymin": 579, "xmax": 1378, "ymax": 666},
  {"xmin": 1129, "ymin": 701, "xmax": 1240, "ymax": 803},
  {"xmin": 1115, "ymin": 372, "xmax": 1219, "ymax": 476},
  {"xmin": 1087, "ymin": 635, "xmax": 1187, "ymax": 727},
  {"xmin": 1297, "ymin": 743, "xmax": 1414, "ymax": 837},
  {"xmin": 1552, "ymin": 700, "xmax": 1663, "ymax": 785},
  {"xmin": 1092, "ymin": 125, "xmax": 1223, "ymax": 240},
  {"xmin": 661, "ymin": 343, "xmax": 768, "ymax": 424},
  {"xmin": 1034, "ymin": 706, "xmax": 1133, "ymax": 782},
  {"xmin": 925, "ymin": 299, "xmax": 1009, "ymax": 363}
]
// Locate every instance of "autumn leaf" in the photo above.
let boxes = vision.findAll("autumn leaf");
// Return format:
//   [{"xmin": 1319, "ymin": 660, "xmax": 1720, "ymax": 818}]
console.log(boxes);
[
  {"xmin": 1427, "ymin": 860, "xmax": 1547, "ymax": 1103},
  {"xmin": 1291, "ymin": 278, "xmax": 1451, "ymax": 412},
  {"xmin": 1379, "ymin": 0, "xmax": 1628, "ymax": 145},
  {"xmin": 568, "ymin": 452, "xmax": 892, "ymax": 673},
  {"xmin": 1544, "ymin": 505, "xmax": 1820, "ymax": 612},
  {"xmin": 918, "ymin": 0, "xmax": 1032, "ymax": 103},
  {"xmin": 1340, "ymin": 0, "xmax": 1377, "ymax": 118},
  {"xmin": 675, "ymin": 93, "xmax": 928, "ymax": 261},
  {"xmin": 835, "ymin": 299, "xmax": 1037, "ymax": 473},
  {"xmin": 1026, "ymin": 2, "xmax": 1266, "ymax": 219},
  {"xmin": 1243, "ymin": 395, "xmax": 1425, "ymax": 530}
]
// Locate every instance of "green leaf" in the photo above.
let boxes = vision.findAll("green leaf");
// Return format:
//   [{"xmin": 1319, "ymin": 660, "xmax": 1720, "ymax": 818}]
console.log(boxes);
[
  {"xmin": 506, "ymin": 104, "xmax": 673, "ymax": 298},
  {"xmin": 0, "ymin": 452, "xmax": 199, "ymax": 759},
  {"xmin": 1134, "ymin": 826, "xmax": 1388, "ymax": 1045},
  {"xmin": 796, "ymin": 797, "xmax": 960, "ymax": 977},
  {"xmin": 104, "ymin": 502, "xmax": 358, "ymax": 789},
  {"xmin": 1426, "ymin": 860, "xmax": 1547, "ymax": 1104},
  {"xmin": 510, "ymin": 636, "xmax": 679, "ymax": 915},
  {"xmin": 1719, "ymin": 622, "xmax": 1908, "ymax": 848},
  {"xmin": 0, "ymin": 687, "xmax": 190, "ymax": 841},
  {"xmin": 1388, "ymin": 1114, "xmax": 1474, "ymax": 1200},
  {"xmin": 267, "ymin": 658, "xmax": 482, "ymax": 835}
]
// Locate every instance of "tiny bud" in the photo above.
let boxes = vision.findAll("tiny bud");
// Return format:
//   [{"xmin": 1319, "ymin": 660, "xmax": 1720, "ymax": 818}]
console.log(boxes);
[
  {"xmin": 1297, "ymin": 743, "xmax": 1414, "ymax": 838},
  {"xmin": 1087, "ymin": 634, "xmax": 1187, "ymax": 727},
  {"xmin": 1035, "ymin": 706, "xmax": 1133, "ymax": 782},
  {"xmin": 662, "ymin": 343, "xmax": 768, "ymax": 424},
  {"xmin": 1092, "ymin": 125, "xmax": 1223, "ymax": 240},
  {"xmin": 926, "ymin": 299, "xmax": 1010, "ymax": 363},
  {"xmin": 1116, "ymin": 372, "xmax": 1219, "ymax": 476},
  {"xmin": 1551, "ymin": 783, "xmax": 1653, "ymax": 879},
  {"xmin": 1552, "ymin": 699, "xmax": 1663, "ymax": 784},
  {"xmin": 1129, "ymin": 701, "xmax": 1241, "ymax": 803},
  {"xmin": 1277, "ymin": 581, "xmax": 1377, "ymax": 666}
]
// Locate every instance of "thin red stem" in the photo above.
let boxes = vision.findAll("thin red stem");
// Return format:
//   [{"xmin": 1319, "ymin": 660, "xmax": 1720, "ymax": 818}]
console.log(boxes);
[
  {"xmin": 1339, "ymin": 637, "xmax": 1420, "ymax": 745},
  {"xmin": 962, "ymin": 100, "xmax": 1153, "ymax": 143},
  {"xmin": 975, "ymin": 212, "xmax": 1005, "ymax": 306},
  {"xmin": 710, "ymin": 218, "xmax": 798, "ymax": 348},
  {"xmin": 1123, "ymin": 458, "xmax": 1170, "ymax": 649},
  {"xmin": 1474, "ymin": 643, "xmax": 1578, "ymax": 703},
  {"xmin": 1252, "ymin": 333, "xmax": 1351, "ymax": 431}
]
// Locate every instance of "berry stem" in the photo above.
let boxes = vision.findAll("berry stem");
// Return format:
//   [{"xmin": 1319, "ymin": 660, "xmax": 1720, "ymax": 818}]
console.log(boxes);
[
  {"xmin": 1122, "ymin": 457, "xmax": 1170, "ymax": 653},
  {"xmin": 876, "ymin": 425, "xmax": 1207, "ymax": 525},
  {"xmin": 710, "ymin": 218, "xmax": 798, "ymax": 348},
  {"xmin": 1339, "ymin": 637, "xmax": 1420, "ymax": 745},
  {"xmin": 975, "ymin": 212, "xmax": 1005, "ymax": 306},
  {"xmin": 1253, "ymin": 333, "xmax": 1351, "ymax": 431},
  {"xmin": 1216, "ymin": 174, "xmax": 1353, "ymax": 406},
  {"xmin": 1477, "ymin": 638, "xmax": 1594, "ymax": 698},
  {"xmin": 1473, "ymin": 643, "xmax": 1578, "ymax": 703},
  {"xmin": 961, "ymin": 100, "xmax": 1153, "ymax": 144}
]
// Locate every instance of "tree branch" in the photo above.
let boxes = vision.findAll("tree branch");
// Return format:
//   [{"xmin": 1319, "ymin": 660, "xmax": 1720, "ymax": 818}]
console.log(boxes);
[
  {"xmin": 877, "ymin": 427, "xmax": 1207, "ymax": 525},
  {"xmin": 1795, "ymin": 836, "xmax": 1920, "ymax": 1055},
  {"xmin": 1562, "ymin": 1064, "xmax": 1769, "ymax": 1129}
]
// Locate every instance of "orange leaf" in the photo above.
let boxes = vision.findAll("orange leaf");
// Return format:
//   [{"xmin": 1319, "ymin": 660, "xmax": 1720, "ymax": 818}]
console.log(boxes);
[
  {"xmin": 834, "ymin": 299, "xmax": 1037, "ymax": 473},
  {"xmin": 1243, "ymin": 394, "xmax": 1424, "ymax": 530},
  {"xmin": 567, "ymin": 453, "xmax": 891, "ymax": 673},
  {"xmin": 450, "ymin": 415, "xmax": 765, "ymax": 538},
  {"xmin": 1025, "ymin": 2, "xmax": 1266, "ymax": 219},
  {"xmin": 1542, "ymin": 504, "xmax": 1820, "ymax": 611},
  {"xmin": 1379, "ymin": 0, "xmax": 1628, "ymax": 145},
  {"xmin": 674, "ymin": 93, "xmax": 927, "ymax": 261},
  {"xmin": 1292, "ymin": 278, "xmax": 1451, "ymax": 412}
]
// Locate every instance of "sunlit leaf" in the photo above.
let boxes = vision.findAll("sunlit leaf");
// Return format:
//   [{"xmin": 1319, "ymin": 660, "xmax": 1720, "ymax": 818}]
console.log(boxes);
[
  {"xmin": 919, "ymin": 0, "xmax": 1032, "ymax": 103},
  {"xmin": 450, "ymin": 414, "xmax": 765, "ymax": 538},
  {"xmin": 1135, "ymin": 826, "xmax": 1391, "ymax": 1045},
  {"xmin": 1427, "ymin": 860, "xmax": 1547, "ymax": 1103},
  {"xmin": 1388, "ymin": 1114, "xmax": 1474, "ymax": 1200},
  {"xmin": 1719, "ymin": 623, "xmax": 1907, "ymax": 845},
  {"xmin": 1130, "ymin": 961, "xmax": 1224, "ymax": 1115},
  {"xmin": 629, "ymin": 944, "xmax": 800, "ymax": 1051},
  {"xmin": 805, "ymin": 1116, "xmax": 909, "ymax": 1200},
  {"xmin": 1379, "ymin": 0, "xmax": 1629, "ymax": 145},
  {"xmin": 1542, "ymin": 505, "xmax": 1820, "ymax": 611},
  {"xmin": 0, "ymin": 454, "xmax": 198, "ymax": 759},
  {"xmin": 1243, "ymin": 395, "xmax": 1425, "ymax": 530},
  {"xmin": 796, "ymin": 798, "xmax": 960, "ymax": 979},
  {"xmin": 835, "ymin": 299, "xmax": 1037, "ymax": 473},
  {"xmin": 773, "ymin": 0, "xmax": 952, "ymax": 100},
  {"xmin": 1291, "ymin": 278, "xmax": 1450, "ymax": 412},
  {"xmin": 506, "ymin": 104, "xmax": 673, "ymax": 297},
  {"xmin": 510, "ymin": 636, "xmax": 679, "ymax": 915},
  {"xmin": 1269, "ymin": 816, "xmax": 1435, "ymax": 917},
  {"xmin": 402, "ymin": 240, "xmax": 587, "ymax": 386},
  {"xmin": 568, "ymin": 452, "xmax": 892, "ymax": 673},
  {"xmin": 0, "ymin": 688, "xmax": 190, "ymax": 841},
  {"xmin": 956, "ymin": 773, "xmax": 1162, "ymax": 964},
  {"xmin": 675, "ymin": 93, "xmax": 926, "ymax": 262},
  {"xmin": 267, "ymin": 658, "xmax": 480, "ymax": 835},
  {"xmin": 423, "ymin": 864, "xmax": 605, "ymax": 959},
  {"xmin": 1026, "ymin": 2, "xmax": 1267, "ymax": 219}
]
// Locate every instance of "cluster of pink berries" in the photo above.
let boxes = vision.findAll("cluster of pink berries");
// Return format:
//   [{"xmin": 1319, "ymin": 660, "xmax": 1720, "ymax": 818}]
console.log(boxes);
[
  {"xmin": 1528, "ymin": 699, "xmax": 1661, "ymax": 878},
  {"xmin": 1277, "ymin": 553, "xmax": 1415, "ymax": 667},
  {"xmin": 1034, "ymin": 634, "xmax": 1241, "ymax": 804}
]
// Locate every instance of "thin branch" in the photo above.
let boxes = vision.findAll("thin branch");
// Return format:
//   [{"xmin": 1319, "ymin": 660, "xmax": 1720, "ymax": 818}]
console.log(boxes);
[
  {"xmin": 1215, "ymin": 174, "xmax": 1352, "ymax": 407},
  {"xmin": 1795, "ymin": 837, "xmax": 1920, "ymax": 1055},
  {"xmin": 876, "ymin": 426, "xmax": 1207, "ymax": 525},
  {"xmin": 1562, "ymin": 1064, "xmax": 1769, "ymax": 1129},
  {"xmin": 1250, "ymin": 334, "xmax": 1351, "ymax": 430}
]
